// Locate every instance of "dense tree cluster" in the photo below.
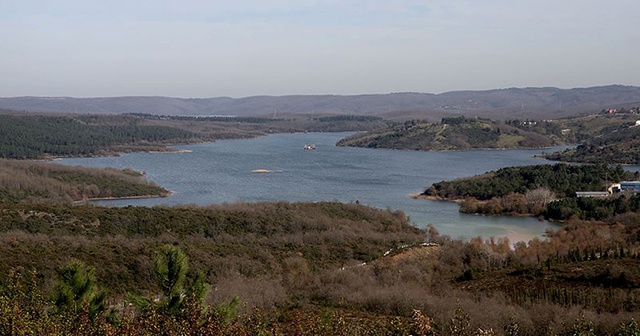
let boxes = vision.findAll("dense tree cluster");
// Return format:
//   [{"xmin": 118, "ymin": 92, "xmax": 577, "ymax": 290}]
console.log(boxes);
[
  {"xmin": 546, "ymin": 193, "xmax": 640, "ymax": 220},
  {"xmin": 124, "ymin": 112, "xmax": 389, "ymax": 133},
  {"xmin": 336, "ymin": 113, "xmax": 640, "ymax": 166},
  {"xmin": 426, "ymin": 163, "xmax": 640, "ymax": 219},
  {"xmin": 427, "ymin": 164, "xmax": 633, "ymax": 200},
  {"xmin": 0, "ymin": 114, "xmax": 200, "ymax": 159}
]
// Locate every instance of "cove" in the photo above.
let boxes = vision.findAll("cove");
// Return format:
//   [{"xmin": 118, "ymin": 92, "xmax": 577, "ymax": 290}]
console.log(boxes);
[{"xmin": 59, "ymin": 132, "xmax": 564, "ymax": 241}]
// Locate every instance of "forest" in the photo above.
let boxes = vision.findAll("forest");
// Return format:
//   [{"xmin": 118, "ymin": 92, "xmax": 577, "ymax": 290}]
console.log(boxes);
[
  {"xmin": 0, "ymin": 112, "xmax": 388, "ymax": 159},
  {"xmin": 426, "ymin": 164, "xmax": 633, "ymax": 200},
  {"xmin": 424, "ymin": 163, "xmax": 640, "ymax": 223},
  {"xmin": 0, "ymin": 114, "xmax": 201, "ymax": 159}
]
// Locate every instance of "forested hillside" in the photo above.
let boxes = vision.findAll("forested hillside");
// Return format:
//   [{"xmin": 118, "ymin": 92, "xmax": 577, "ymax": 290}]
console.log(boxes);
[
  {"xmin": 335, "ymin": 113, "xmax": 640, "ymax": 167},
  {"xmin": 128, "ymin": 112, "xmax": 388, "ymax": 133},
  {"xmin": 424, "ymin": 163, "xmax": 640, "ymax": 220},
  {"xmin": 426, "ymin": 164, "xmax": 632, "ymax": 200},
  {"xmin": 0, "ymin": 112, "xmax": 390, "ymax": 159},
  {"xmin": 337, "ymin": 116, "xmax": 566, "ymax": 150},
  {"xmin": 0, "ymin": 114, "xmax": 200, "ymax": 159},
  {"xmin": 546, "ymin": 121, "xmax": 640, "ymax": 164},
  {"xmin": 0, "ymin": 159, "xmax": 168, "ymax": 203}
]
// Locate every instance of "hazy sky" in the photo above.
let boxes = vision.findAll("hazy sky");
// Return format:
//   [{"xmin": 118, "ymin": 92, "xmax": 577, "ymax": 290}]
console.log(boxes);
[{"xmin": 1, "ymin": 0, "xmax": 639, "ymax": 98}]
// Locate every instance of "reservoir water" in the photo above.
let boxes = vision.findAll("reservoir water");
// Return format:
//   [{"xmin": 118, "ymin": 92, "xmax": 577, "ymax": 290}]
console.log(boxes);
[{"xmin": 59, "ymin": 132, "xmax": 564, "ymax": 241}]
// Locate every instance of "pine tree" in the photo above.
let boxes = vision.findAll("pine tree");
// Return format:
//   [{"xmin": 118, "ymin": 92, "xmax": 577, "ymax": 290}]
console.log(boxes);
[
  {"xmin": 129, "ymin": 245, "xmax": 209, "ymax": 315},
  {"xmin": 51, "ymin": 260, "xmax": 107, "ymax": 317}
]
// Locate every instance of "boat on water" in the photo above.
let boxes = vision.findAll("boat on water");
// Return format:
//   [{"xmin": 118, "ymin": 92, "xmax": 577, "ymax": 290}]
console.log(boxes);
[{"xmin": 303, "ymin": 144, "xmax": 316, "ymax": 150}]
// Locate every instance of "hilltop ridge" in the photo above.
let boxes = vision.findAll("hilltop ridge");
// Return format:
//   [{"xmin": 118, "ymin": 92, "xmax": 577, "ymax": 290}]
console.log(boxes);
[{"xmin": 2, "ymin": 85, "xmax": 640, "ymax": 119}]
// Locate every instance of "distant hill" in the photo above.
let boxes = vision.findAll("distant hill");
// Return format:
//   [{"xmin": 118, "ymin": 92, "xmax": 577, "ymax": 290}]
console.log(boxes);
[{"xmin": 2, "ymin": 85, "xmax": 640, "ymax": 119}]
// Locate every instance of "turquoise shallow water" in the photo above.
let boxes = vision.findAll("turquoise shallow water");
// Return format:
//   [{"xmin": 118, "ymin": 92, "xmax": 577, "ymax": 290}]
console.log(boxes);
[{"xmin": 59, "ymin": 132, "xmax": 567, "ymax": 241}]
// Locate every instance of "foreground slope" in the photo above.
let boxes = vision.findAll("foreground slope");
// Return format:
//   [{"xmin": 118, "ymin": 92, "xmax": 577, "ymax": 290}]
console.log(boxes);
[{"xmin": 2, "ymin": 201, "xmax": 640, "ymax": 334}]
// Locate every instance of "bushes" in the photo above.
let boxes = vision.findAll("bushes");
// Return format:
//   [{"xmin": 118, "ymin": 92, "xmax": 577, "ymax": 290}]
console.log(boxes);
[
  {"xmin": 0, "ymin": 202, "xmax": 424, "ymax": 296},
  {"xmin": 0, "ymin": 159, "xmax": 167, "ymax": 203},
  {"xmin": 3, "ymin": 208, "xmax": 640, "ymax": 333}
]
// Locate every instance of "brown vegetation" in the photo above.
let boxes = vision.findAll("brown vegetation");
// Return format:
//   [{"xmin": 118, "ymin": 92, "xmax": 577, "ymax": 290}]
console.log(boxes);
[
  {"xmin": 1, "ymin": 200, "xmax": 640, "ymax": 334},
  {"xmin": 0, "ymin": 159, "xmax": 168, "ymax": 203}
]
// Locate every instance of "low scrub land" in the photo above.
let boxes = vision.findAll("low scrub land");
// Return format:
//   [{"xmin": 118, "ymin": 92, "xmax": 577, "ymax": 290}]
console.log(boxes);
[{"xmin": 1, "ymin": 201, "xmax": 640, "ymax": 334}]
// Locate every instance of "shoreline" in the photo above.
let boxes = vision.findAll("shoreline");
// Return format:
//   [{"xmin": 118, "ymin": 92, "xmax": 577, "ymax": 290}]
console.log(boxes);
[
  {"xmin": 409, "ymin": 193, "xmax": 464, "ymax": 204},
  {"xmin": 72, "ymin": 191, "xmax": 172, "ymax": 205},
  {"xmin": 338, "ymin": 143, "xmax": 572, "ymax": 153},
  {"xmin": 43, "ymin": 147, "xmax": 198, "ymax": 161},
  {"xmin": 409, "ymin": 193, "xmax": 543, "ymax": 218}
]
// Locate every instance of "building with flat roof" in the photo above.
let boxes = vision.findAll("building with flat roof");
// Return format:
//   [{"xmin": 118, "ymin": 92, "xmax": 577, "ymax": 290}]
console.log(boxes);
[
  {"xmin": 609, "ymin": 181, "xmax": 640, "ymax": 193},
  {"xmin": 576, "ymin": 191, "xmax": 610, "ymax": 198}
]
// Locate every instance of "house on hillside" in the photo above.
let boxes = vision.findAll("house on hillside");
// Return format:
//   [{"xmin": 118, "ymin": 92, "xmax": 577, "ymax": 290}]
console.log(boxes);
[
  {"xmin": 577, "ymin": 181, "xmax": 640, "ymax": 198},
  {"xmin": 609, "ymin": 181, "xmax": 640, "ymax": 194}
]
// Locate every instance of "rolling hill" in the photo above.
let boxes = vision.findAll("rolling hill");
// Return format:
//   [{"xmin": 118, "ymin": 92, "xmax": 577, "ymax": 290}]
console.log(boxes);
[
  {"xmin": 336, "ymin": 116, "xmax": 567, "ymax": 150},
  {"xmin": 2, "ymin": 85, "xmax": 639, "ymax": 119}
]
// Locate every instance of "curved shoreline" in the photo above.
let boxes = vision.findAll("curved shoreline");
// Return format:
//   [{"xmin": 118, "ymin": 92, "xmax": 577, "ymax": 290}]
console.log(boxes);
[
  {"xmin": 409, "ymin": 193, "xmax": 463, "ymax": 203},
  {"xmin": 410, "ymin": 193, "xmax": 543, "ymax": 218}
]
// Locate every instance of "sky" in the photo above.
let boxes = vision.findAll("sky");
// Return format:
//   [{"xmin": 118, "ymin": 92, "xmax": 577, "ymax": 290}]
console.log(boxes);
[{"xmin": 1, "ymin": 0, "xmax": 639, "ymax": 98}]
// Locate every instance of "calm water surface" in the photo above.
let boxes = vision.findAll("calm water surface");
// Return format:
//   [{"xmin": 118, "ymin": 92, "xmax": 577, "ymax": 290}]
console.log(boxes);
[{"xmin": 59, "ymin": 132, "xmax": 566, "ymax": 241}]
